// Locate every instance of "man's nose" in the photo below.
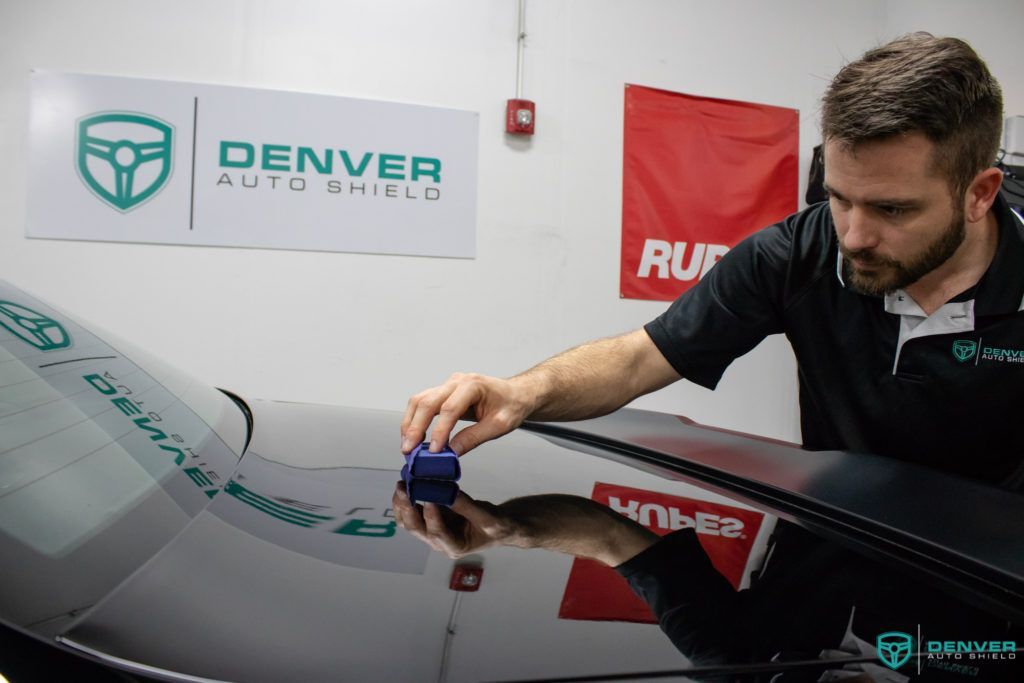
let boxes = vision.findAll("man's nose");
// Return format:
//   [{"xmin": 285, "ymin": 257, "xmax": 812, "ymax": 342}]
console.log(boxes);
[{"xmin": 840, "ymin": 208, "xmax": 880, "ymax": 253}]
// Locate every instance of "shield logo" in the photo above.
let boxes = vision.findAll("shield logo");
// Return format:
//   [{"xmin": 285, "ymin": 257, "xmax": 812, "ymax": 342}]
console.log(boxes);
[
  {"xmin": 952, "ymin": 339, "xmax": 977, "ymax": 363},
  {"xmin": 877, "ymin": 631, "xmax": 914, "ymax": 670},
  {"xmin": 76, "ymin": 112, "xmax": 174, "ymax": 212},
  {"xmin": 0, "ymin": 301, "xmax": 71, "ymax": 351}
]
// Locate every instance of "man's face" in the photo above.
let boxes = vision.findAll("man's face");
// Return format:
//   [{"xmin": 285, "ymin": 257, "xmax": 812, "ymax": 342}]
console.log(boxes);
[{"xmin": 824, "ymin": 133, "xmax": 965, "ymax": 296}]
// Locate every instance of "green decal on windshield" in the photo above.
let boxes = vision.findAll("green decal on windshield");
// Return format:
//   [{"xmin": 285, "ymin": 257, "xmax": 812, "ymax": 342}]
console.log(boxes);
[
  {"xmin": 0, "ymin": 301, "xmax": 71, "ymax": 351},
  {"xmin": 225, "ymin": 480, "xmax": 334, "ymax": 528},
  {"xmin": 334, "ymin": 519, "xmax": 396, "ymax": 538}
]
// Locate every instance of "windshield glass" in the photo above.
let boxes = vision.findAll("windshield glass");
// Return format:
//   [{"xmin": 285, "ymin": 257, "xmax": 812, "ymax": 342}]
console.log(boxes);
[{"xmin": 0, "ymin": 280, "xmax": 244, "ymax": 633}]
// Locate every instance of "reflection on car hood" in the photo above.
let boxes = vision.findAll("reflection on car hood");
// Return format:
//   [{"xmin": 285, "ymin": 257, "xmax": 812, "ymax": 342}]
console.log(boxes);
[{"xmin": 57, "ymin": 401, "xmax": 693, "ymax": 682}]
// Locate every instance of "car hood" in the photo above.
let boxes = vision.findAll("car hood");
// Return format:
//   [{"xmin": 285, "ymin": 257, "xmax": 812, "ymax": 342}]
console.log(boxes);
[{"xmin": 56, "ymin": 400, "xmax": 698, "ymax": 682}]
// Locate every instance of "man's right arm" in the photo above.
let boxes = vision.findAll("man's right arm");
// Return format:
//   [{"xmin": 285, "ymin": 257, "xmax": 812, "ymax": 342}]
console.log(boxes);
[{"xmin": 401, "ymin": 327, "xmax": 680, "ymax": 456}]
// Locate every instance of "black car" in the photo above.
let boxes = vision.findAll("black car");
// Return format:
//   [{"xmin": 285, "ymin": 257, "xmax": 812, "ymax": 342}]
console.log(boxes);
[{"xmin": 0, "ymin": 280, "xmax": 1021, "ymax": 682}]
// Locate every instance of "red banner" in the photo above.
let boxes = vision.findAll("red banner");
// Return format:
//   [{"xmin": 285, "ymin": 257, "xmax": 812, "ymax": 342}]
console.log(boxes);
[
  {"xmin": 620, "ymin": 85, "xmax": 799, "ymax": 301},
  {"xmin": 558, "ymin": 483, "xmax": 765, "ymax": 623}
]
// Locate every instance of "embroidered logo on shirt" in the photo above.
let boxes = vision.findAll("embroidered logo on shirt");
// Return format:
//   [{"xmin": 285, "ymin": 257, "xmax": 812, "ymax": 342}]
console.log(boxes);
[
  {"xmin": 952, "ymin": 339, "xmax": 977, "ymax": 363},
  {"xmin": 952, "ymin": 339, "xmax": 1024, "ymax": 365},
  {"xmin": 979, "ymin": 345, "xmax": 1024, "ymax": 363}
]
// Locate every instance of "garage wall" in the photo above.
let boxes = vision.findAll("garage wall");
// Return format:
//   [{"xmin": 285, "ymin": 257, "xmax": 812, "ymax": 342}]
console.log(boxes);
[
  {"xmin": 882, "ymin": 0, "xmax": 1024, "ymax": 118},
  {"xmin": 1, "ymin": 0, "xmax": 1020, "ymax": 443}
]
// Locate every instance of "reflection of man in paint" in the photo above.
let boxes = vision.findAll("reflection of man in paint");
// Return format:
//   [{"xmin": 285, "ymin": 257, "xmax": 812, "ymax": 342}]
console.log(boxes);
[
  {"xmin": 401, "ymin": 33, "xmax": 1023, "ymax": 491},
  {"xmin": 393, "ymin": 484, "xmax": 1020, "ymax": 679}
]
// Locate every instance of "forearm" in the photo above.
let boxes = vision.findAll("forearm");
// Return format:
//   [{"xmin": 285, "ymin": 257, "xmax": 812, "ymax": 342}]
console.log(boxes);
[
  {"xmin": 402, "ymin": 328, "xmax": 679, "ymax": 456},
  {"xmin": 497, "ymin": 494, "xmax": 659, "ymax": 566},
  {"xmin": 616, "ymin": 527, "xmax": 740, "ymax": 664},
  {"xmin": 512, "ymin": 329, "xmax": 680, "ymax": 422}
]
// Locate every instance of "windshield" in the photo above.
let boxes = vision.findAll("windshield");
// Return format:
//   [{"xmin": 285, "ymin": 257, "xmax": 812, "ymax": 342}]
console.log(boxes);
[{"xmin": 0, "ymin": 280, "xmax": 245, "ymax": 633}]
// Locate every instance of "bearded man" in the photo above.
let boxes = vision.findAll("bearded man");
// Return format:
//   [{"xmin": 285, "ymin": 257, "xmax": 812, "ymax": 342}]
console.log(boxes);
[{"xmin": 402, "ymin": 33, "xmax": 1020, "ymax": 488}]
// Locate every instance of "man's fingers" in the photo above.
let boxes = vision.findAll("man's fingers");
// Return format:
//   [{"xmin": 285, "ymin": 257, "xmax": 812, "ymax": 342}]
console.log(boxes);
[
  {"xmin": 424, "ymin": 504, "xmax": 466, "ymax": 558},
  {"xmin": 449, "ymin": 412, "xmax": 517, "ymax": 456},
  {"xmin": 422, "ymin": 503, "xmax": 449, "ymax": 537},
  {"xmin": 402, "ymin": 391, "xmax": 447, "ymax": 453},
  {"xmin": 400, "ymin": 395, "xmax": 420, "ymax": 446},
  {"xmin": 449, "ymin": 492, "xmax": 493, "ymax": 527},
  {"xmin": 392, "ymin": 482, "xmax": 428, "ymax": 536},
  {"xmin": 402, "ymin": 376, "xmax": 475, "ymax": 453},
  {"xmin": 404, "ymin": 373, "xmax": 520, "ymax": 455},
  {"xmin": 429, "ymin": 383, "xmax": 480, "ymax": 452}
]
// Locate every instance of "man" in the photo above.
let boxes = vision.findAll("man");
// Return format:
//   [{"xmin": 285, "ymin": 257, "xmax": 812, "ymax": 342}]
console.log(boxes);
[
  {"xmin": 401, "ymin": 33, "xmax": 1022, "ymax": 489},
  {"xmin": 396, "ymin": 34, "xmax": 1021, "ymax": 679}
]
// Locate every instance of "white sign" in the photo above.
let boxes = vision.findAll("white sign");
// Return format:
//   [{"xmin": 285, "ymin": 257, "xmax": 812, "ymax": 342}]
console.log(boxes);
[{"xmin": 27, "ymin": 71, "xmax": 478, "ymax": 258}]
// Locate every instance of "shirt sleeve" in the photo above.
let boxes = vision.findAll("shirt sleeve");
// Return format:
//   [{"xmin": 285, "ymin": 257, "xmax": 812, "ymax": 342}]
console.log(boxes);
[
  {"xmin": 644, "ymin": 217, "xmax": 796, "ymax": 390},
  {"xmin": 615, "ymin": 528, "xmax": 740, "ymax": 664}
]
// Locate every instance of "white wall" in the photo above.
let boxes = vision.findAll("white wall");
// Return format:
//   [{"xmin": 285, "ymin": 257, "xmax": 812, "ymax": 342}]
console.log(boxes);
[
  {"xmin": 883, "ymin": 0, "xmax": 1024, "ymax": 118},
  {"xmin": 1, "ymin": 0, "xmax": 1020, "ymax": 443}
]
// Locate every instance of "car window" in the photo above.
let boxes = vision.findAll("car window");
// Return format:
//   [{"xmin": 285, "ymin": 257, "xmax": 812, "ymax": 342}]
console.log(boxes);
[{"xmin": 0, "ymin": 280, "xmax": 244, "ymax": 632}]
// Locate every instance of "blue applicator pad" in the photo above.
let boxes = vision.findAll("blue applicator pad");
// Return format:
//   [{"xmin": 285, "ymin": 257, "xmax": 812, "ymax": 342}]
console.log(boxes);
[
  {"xmin": 401, "ymin": 464, "xmax": 460, "ymax": 507},
  {"xmin": 405, "ymin": 442, "xmax": 461, "ymax": 480}
]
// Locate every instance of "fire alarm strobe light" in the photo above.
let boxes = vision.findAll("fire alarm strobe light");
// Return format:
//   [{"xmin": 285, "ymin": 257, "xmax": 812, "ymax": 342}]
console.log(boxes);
[
  {"xmin": 506, "ymin": 99, "xmax": 535, "ymax": 135},
  {"xmin": 450, "ymin": 564, "xmax": 483, "ymax": 592}
]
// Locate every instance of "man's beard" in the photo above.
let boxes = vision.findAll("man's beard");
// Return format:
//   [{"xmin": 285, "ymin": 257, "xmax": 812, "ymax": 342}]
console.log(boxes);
[{"xmin": 840, "ymin": 212, "xmax": 966, "ymax": 296}]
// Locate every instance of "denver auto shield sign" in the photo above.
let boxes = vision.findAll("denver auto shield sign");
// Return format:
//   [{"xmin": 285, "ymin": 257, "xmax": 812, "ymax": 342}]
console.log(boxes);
[{"xmin": 27, "ymin": 71, "xmax": 478, "ymax": 257}]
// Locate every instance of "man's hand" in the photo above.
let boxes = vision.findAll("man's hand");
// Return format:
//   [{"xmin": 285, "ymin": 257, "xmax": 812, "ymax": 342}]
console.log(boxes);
[
  {"xmin": 401, "ymin": 372, "xmax": 538, "ymax": 455},
  {"xmin": 392, "ymin": 482, "xmax": 522, "ymax": 559},
  {"xmin": 393, "ymin": 483, "xmax": 659, "ymax": 566},
  {"xmin": 400, "ymin": 329, "xmax": 680, "ymax": 457}
]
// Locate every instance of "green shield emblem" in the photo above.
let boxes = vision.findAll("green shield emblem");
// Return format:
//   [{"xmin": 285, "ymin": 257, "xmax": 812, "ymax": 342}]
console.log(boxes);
[
  {"xmin": 952, "ymin": 339, "xmax": 977, "ymax": 363},
  {"xmin": 0, "ymin": 301, "xmax": 71, "ymax": 351},
  {"xmin": 76, "ymin": 112, "xmax": 174, "ymax": 212},
  {"xmin": 877, "ymin": 631, "xmax": 914, "ymax": 670}
]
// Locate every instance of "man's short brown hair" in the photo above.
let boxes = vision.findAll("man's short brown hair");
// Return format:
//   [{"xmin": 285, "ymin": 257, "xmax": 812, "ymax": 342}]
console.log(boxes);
[{"xmin": 821, "ymin": 33, "xmax": 1003, "ymax": 196}]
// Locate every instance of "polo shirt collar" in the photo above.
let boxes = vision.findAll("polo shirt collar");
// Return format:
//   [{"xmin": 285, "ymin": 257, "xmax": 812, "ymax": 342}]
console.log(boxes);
[{"xmin": 973, "ymin": 192, "xmax": 1024, "ymax": 316}]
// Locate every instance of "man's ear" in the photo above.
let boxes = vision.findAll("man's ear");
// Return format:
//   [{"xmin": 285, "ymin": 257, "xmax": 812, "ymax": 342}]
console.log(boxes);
[{"xmin": 964, "ymin": 166, "xmax": 1004, "ymax": 223}]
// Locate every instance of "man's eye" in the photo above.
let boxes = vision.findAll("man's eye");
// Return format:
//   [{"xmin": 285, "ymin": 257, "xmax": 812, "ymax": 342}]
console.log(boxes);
[{"xmin": 880, "ymin": 206, "xmax": 906, "ymax": 217}]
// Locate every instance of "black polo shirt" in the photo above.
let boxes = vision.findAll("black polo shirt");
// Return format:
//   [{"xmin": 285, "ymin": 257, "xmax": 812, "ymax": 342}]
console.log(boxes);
[{"xmin": 645, "ymin": 194, "xmax": 1024, "ymax": 487}]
